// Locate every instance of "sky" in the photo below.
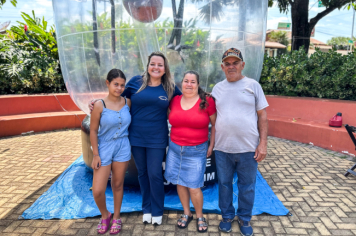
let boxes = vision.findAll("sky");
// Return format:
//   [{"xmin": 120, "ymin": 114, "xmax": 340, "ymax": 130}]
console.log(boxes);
[{"xmin": 0, "ymin": 0, "xmax": 355, "ymax": 44}]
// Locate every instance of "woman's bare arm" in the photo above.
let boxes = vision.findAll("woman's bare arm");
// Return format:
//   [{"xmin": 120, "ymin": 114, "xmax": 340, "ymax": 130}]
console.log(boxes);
[
  {"xmin": 90, "ymin": 102, "xmax": 103, "ymax": 169},
  {"xmin": 207, "ymin": 112, "xmax": 217, "ymax": 157}
]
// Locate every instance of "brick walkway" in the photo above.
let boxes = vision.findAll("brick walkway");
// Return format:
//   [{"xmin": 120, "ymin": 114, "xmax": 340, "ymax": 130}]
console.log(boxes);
[{"xmin": 0, "ymin": 130, "xmax": 356, "ymax": 236}]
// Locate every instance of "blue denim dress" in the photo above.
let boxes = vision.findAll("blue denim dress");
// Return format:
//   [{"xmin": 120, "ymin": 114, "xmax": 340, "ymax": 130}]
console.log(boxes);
[{"xmin": 97, "ymin": 98, "xmax": 131, "ymax": 166}]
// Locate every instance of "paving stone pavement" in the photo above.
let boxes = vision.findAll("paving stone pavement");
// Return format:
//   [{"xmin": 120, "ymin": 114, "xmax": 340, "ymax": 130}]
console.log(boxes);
[{"xmin": 0, "ymin": 129, "xmax": 356, "ymax": 236}]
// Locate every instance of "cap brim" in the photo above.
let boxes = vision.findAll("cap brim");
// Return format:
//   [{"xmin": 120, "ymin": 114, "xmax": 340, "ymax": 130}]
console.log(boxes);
[{"xmin": 222, "ymin": 55, "xmax": 243, "ymax": 62}]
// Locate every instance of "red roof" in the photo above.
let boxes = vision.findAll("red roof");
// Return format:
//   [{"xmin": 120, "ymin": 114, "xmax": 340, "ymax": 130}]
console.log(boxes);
[
  {"xmin": 310, "ymin": 38, "xmax": 327, "ymax": 45},
  {"xmin": 265, "ymin": 41, "xmax": 287, "ymax": 49}
]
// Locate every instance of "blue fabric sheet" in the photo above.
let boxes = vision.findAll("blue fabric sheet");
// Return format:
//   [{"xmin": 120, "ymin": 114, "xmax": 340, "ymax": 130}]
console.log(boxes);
[{"xmin": 21, "ymin": 156, "xmax": 289, "ymax": 220}]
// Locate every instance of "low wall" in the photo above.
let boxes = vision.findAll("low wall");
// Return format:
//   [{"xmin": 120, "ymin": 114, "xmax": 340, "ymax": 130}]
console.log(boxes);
[
  {"xmin": 0, "ymin": 94, "xmax": 80, "ymax": 116},
  {"xmin": 0, "ymin": 94, "xmax": 86, "ymax": 137},
  {"xmin": 266, "ymin": 95, "xmax": 356, "ymax": 156}
]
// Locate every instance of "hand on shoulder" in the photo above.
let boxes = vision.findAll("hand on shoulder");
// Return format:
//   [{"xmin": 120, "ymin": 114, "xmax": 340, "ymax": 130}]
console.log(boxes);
[
  {"xmin": 88, "ymin": 99, "xmax": 102, "ymax": 114},
  {"xmin": 92, "ymin": 99, "xmax": 104, "ymax": 114}
]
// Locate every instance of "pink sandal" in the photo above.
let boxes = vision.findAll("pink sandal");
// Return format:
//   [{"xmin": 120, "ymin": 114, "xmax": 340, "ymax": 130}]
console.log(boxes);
[
  {"xmin": 97, "ymin": 212, "xmax": 112, "ymax": 234},
  {"xmin": 110, "ymin": 218, "xmax": 122, "ymax": 235}
]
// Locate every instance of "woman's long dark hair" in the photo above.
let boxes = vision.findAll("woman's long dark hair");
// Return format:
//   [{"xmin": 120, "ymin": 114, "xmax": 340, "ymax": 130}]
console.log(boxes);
[{"xmin": 183, "ymin": 70, "xmax": 209, "ymax": 110}]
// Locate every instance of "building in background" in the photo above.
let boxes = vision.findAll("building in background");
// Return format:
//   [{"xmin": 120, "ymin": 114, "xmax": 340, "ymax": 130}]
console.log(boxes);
[
  {"xmin": 265, "ymin": 41, "xmax": 287, "ymax": 57},
  {"xmin": 265, "ymin": 29, "xmax": 349, "ymax": 56}
]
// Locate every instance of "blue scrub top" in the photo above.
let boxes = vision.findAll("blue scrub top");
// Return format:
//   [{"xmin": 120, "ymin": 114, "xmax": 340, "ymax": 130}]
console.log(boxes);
[{"xmin": 122, "ymin": 75, "xmax": 182, "ymax": 148}]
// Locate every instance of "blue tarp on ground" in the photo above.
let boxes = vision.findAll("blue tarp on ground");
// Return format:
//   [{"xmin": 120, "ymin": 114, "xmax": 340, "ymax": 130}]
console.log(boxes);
[{"xmin": 21, "ymin": 156, "xmax": 289, "ymax": 219}]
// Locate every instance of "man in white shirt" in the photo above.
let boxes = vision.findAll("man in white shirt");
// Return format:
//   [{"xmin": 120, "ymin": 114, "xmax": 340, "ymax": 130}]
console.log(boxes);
[{"xmin": 211, "ymin": 48, "xmax": 268, "ymax": 236}]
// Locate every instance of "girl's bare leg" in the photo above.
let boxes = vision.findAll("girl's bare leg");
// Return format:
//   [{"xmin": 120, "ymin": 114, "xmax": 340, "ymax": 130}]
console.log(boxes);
[
  {"xmin": 92, "ymin": 165, "xmax": 112, "ymax": 233},
  {"xmin": 111, "ymin": 161, "xmax": 129, "ymax": 219}
]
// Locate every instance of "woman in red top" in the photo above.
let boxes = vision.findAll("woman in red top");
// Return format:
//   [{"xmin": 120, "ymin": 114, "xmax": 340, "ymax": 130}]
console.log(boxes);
[{"xmin": 164, "ymin": 71, "xmax": 217, "ymax": 233}]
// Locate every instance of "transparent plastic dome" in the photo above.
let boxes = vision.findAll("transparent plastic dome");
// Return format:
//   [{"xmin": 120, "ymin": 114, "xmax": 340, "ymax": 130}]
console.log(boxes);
[{"xmin": 52, "ymin": 0, "xmax": 268, "ymax": 114}]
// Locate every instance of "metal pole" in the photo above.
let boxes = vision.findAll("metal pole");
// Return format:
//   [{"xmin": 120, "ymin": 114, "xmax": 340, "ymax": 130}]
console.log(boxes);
[{"xmin": 352, "ymin": 8, "xmax": 355, "ymax": 51}]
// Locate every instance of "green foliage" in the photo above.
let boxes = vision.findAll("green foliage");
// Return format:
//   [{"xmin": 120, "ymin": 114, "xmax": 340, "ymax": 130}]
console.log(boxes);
[
  {"xmin": 315, "ymin": 0, "xmax": 355, "ymax": 9},
  {"xmin": 271, "ymin": 0, "xmax": 289, "ymax": 13},
  {"xmin": 327, "ymin": 36, "xmax": 355, "ymax": 50},
  {"xmin": 347, "ymin": 2, "xmax": 356, "ymax": 9},
  {"xmin": 268, "ymin": 0, "xmax": 274, "ymax": 7},
  {"xmin": 271, "ymin": 0, "xmax": 356, "ymax": 13},
  {"xmin": 268, "ymin": 31, "xmax": 289, "ymax": 55},
  {"xmin": 0, "ymin": 11, "xmax": 65, "ymax": 94},
  {"xmin": 0, "ymin": 0, "xmax": 17, "ymax": 9},
  {"xmin": 0, "ymin": 39, "xmax": 64, "ymax": 94},
  {"xmin": 268, "ymin": 31, "xmax": 289, "ymax": 46},
  {"xmin": 6, "ymin": 11, "xmax": 58, "ymax": 58},
  {"xmin": 260, "ymin": 48, "xmax": 356, "ymax": 100},
  {"xmin": 327, "ymin": 36, "xmax": 353, "ymax": 46}
]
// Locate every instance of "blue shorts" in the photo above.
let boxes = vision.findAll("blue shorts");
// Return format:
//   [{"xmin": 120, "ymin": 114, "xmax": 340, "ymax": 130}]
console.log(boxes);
[
  {"xmin": 164, "ymin": 139, "xmax": 208, "ymax": 189},
  {"xmin": 98, "ymin": 137, "xmax": 131, "ymax": 166}
]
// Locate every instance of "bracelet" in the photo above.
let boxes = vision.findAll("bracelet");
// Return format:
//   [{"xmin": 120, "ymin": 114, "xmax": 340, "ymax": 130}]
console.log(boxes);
[{"xmin": 93, "ymin": 154, "xmax": 99, "ymax": 157}]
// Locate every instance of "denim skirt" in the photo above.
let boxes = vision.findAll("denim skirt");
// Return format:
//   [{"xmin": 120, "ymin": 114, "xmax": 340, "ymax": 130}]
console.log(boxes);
[{"xmin": 164, "ymin": 139, "xmax": 208, "ymax": 189}]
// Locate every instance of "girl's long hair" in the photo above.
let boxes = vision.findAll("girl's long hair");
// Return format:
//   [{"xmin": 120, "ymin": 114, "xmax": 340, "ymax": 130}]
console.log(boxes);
[
  {"xmin": 106, "ymin": 68, "xmax": 126, "ymax": 82},
  {"xmin": 137, "ymin": 52, "xmax": 175, "ymax": 100},
  {"xmin": 183, "ymin": 70, "xmax": 209, "ymax": 110}
]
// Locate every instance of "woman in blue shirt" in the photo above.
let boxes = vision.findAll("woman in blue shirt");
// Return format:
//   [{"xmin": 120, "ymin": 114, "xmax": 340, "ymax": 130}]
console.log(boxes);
[{"xmin": 121, "ymin": 52, "xmax": 181, "ymax": 224}]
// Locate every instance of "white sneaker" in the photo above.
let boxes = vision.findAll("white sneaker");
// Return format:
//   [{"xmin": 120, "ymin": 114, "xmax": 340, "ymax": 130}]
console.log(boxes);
[
  {"xmin": 152, "ymin": 216, "xmax": 162, "ymax": 225},
  {"xmin": 143, "ymin": 213, "xmax": 152, "ymax": 224}
]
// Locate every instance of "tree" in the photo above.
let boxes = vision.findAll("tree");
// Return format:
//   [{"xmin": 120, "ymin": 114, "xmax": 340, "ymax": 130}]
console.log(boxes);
[
  {"xmin": 327, "ymin": 36, "xmax": 355, "ymax": 50},
  {"xmin": 268, "ymin": 30, "xmax": 290, "ymax": 55},
  {"xmin": 268, "ymin": 31, "xmax": 289, "ymax": 46},
  {"xmin": 327, "ymin": 36, "xmax": 354, "ymax": 45},
  {"xmin": 269, "ymin": 0, "xmax": 356, "ymax": 53},
  {"xmin": 0, "ymin": 0, "xmax": 17, "ymax": 9}
]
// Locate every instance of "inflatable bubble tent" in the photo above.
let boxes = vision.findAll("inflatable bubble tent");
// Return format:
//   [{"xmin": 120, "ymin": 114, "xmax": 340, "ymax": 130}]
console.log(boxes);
[{"xmin": 52, "ymin": 0, "xmax": 268, "ymax": 114}]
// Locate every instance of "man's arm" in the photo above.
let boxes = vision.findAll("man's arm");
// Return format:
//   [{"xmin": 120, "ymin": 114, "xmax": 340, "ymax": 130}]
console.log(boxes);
[{"xmin": 255, "ymin": 108, "xmax": 268, "ymax": 162}]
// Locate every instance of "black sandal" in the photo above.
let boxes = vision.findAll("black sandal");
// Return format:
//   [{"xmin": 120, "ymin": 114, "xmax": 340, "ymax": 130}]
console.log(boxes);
[
  {"xmin": 197, "ymin": 217, "xmax": 208, "ymax": 233},
  {"xmin": 177, "ymin": 214, "xmax": 193, "ymax": 229}
]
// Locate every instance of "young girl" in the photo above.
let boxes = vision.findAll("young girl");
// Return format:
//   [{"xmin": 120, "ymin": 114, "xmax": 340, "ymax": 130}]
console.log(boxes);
[{"xmin": 90, "ymin": 69, "xmax": 131, "ymax": 234}]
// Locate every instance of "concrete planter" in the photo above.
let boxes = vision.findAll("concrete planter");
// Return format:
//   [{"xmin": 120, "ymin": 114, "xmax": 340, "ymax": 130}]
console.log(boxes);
[
  {"xmin": 0, "ymin": 94, "xmax": 85, "ymax": 137},
  {"xmin": 266, "ymin": 95, "xmax": 356, "ymax": 156}
]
